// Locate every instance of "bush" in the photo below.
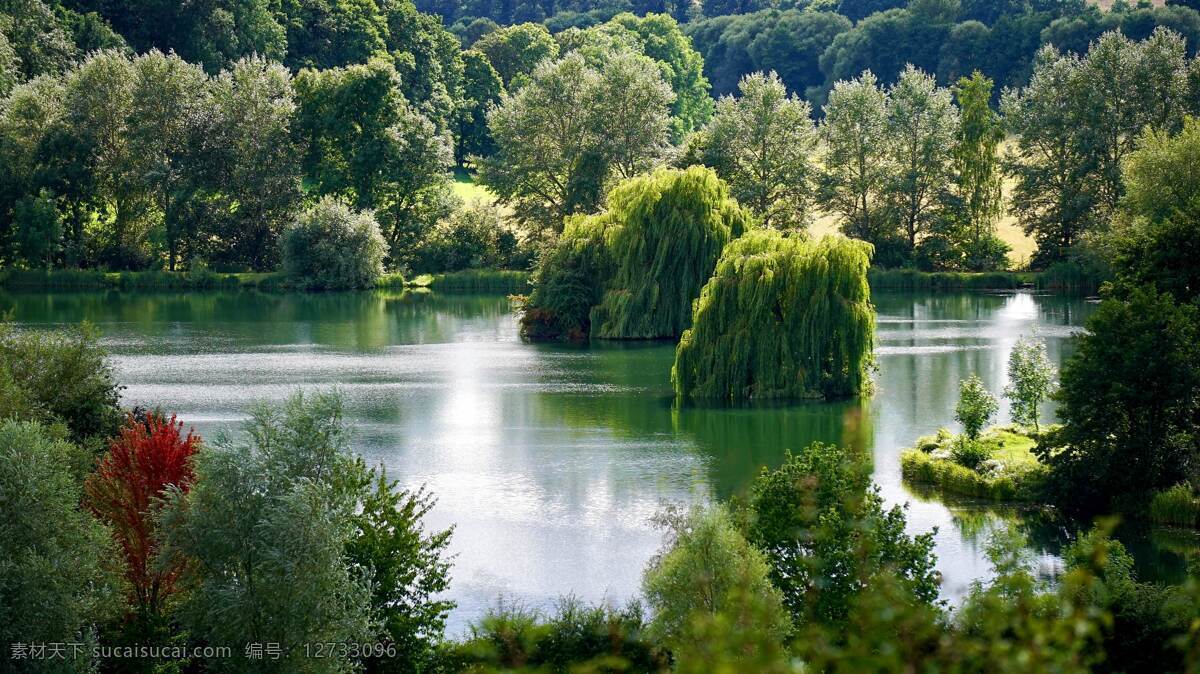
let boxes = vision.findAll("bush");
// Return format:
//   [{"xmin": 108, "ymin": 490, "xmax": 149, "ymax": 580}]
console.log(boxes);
[
  {"xmin": 951, "ymin": 437, "xmax": 991, "ymax": 471},
  {"xmin": 281, "ymin": 197, "xmax": 386, "ymax": 290},
  {"xmin": 411, "ymin": 200, "xmax": 533, "ymax": 274},
  {"xmin": 672, "ymin": 231, "xmax": 874, "ymax": 401},
  {"xmin": 1149, "ymin": 484, "xmax": 1200, "ymax": 527},
  {"xmin": 450, "ymin": 598, "xmax": 666, "ymax": 672},
  {"xmin": 0, "ymin": 420, "xmax": 122, "ymax": 665},
  {"xmin": 0, "ymin": 322, "xmax": 123, "ymax": 448}
]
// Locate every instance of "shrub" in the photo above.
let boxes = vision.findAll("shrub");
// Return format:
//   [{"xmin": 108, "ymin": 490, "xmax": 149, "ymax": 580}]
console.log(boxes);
[
  {"xmin": 0, "ymin": 322, "xmax": 123, "ymax": 448},
  {"xmin": 1004, "ymin": 335, "xmax": 1056, "ymax": 431},
  {"xmin": 955, "ymin": 374, "xmax": 997, "ymax": 440},
  {"xmin": 411, "ymin": 200, "xmax": 532, "ymax": 274},
  {"xmin": 1149, "ymin": 484, "xmax": 1200, "ymax": 527},
  {"xmin": 672, "ymin": 231, "xmax": 874, "ymax": 401},
  {"xmin": 951, "ymin": 436, "xmax": 991, "ymax": 471},
  {"xmin": 0, "ymin": 420, "xmax": 122, "ymax": 663},
  {"xmin": 281, "ymin": 197, "xmax": 386, "ymax": 290}
]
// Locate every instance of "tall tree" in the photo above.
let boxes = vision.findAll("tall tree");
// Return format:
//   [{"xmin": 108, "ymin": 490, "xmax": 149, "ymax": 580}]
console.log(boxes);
[
  {"xmin": 951, "ymin": 71, "xmax": 1006, "ymax": 269},
  {"xmin": 473, "ymin": 22, "xmax": 559, "ymax": 87},
  {"xmin": 694, "ymin": 70, "xmax": 817, "ymax": 230},
  {"xmin": 295, "ymin": 58, "xmax": 456, "ymax": 268},
  {"xmin": 884, "ymin": 65, "xmax": 958, "ymax": 253},
  {"xmin": 455, "ymin": 49, "xmax": 503, "ymax": 163},
  {"xmin": 820, "ymin": 70, "xmax": 897, "ymax": 263},
  {"xmin": 478, "ymin": 50, "xmax": 673, "ymax": 233}
]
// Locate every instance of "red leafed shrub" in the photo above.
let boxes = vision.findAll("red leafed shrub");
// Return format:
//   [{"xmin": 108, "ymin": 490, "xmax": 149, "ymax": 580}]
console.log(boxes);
[{"xmin": 85, "ymin": 412, "xmax": 200, "ymax": 615}]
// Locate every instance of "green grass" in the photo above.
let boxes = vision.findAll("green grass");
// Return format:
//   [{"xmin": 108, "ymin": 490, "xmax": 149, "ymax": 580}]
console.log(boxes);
[
  {"xmin": 1149, "ymin": 484, "xmax": 1200, "ymax": 527},
  {"xmin": 901, "ymin": 426, "xmax": 1048, "ymax": 502},
  {"xmin": 0, "ymin": 268, "xmax": 286, "ymax": 291},
  {"xmin": 868, "ymin": 268, "xmax": 1032, "ymax": 291},
  {"xmin": 453, "ymin": 168, "xmax": 499, "ymax": 204},
  {"xmin": 424, "ymin": 269, "xmax": 530, "ymax": 293}
]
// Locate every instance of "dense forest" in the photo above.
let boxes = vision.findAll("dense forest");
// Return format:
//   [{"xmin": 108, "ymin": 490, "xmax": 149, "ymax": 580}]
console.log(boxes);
[{"xmin": 3, "ymin": 0, "xmax": 1200, "ymax": 283}]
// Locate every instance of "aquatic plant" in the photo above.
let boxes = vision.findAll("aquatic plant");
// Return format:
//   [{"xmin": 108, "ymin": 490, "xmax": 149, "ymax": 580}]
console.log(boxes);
[
  {"xmin": 671, "ymin": 231, "xmax": 874, "ymax": 401},
  {"xmin": 520, "ymin": 166, "xmax": 750, "ymax": 341}
]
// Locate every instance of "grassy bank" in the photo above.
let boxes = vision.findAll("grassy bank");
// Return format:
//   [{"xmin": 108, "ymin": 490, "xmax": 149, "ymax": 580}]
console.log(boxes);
[
  {"xmin": 410, "ymin": 269, "xmax": 531, "ymax": 293},
  {"xmin": 900, "ymin": 426, "xmax": 1049, "ymax": 501},
  {"xmin": 868, "ymin": 268, "xmax": 1032, "ymax": 291},
  {"xmin": 0, "ymin": 268, "xmax": 288, "ymax": 291}
]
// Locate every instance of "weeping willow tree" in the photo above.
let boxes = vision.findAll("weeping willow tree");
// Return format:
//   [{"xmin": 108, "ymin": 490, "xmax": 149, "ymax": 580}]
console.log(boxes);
[
  {"xmin": 521, "ymin": 166, "xmax": 751, "ymax": 341},
  {"xmin": 672, "ymin": 231, "xmax": 875, "ymax": 401}
]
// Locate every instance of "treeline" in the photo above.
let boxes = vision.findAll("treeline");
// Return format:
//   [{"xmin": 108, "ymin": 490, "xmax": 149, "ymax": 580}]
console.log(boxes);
[{"xmin": 4, "ymin": 320, "xmax": 1200, "ymax": 672}]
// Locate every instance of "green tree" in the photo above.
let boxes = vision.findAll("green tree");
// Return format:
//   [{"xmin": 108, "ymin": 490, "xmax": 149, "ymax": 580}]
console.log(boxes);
[
  {"xmin": 695, "ymin": 71, "xmax": 818, "ymax": 230},
  {"xmin": 456, "ymin": 49, "xmax": 504, "ymax": 163},
  {"xmin": 126, "ymin": 50, "xmax": 211, "ymax": 270},
  {"xmin": 12, "ymin": 188, "xmax": 61, "ymax": 267},
  {"xmin": 0, "ymin": 420, "xmax": 122, "ymax": 673},
  {"xmin": 0, "ymin": 322, "xmax": 123, "ymax": 448},
  {"xmin": 951, "ymin": 71, "xmax": 1007, "ymax": 270},
  {"xmin": 884, "ymin": 65, "xmax": 958, "ymax": 254},
  {"xmin": 956, "ymin": 374, "xmax": 997, "ymax": 439},
  {"xmin": 281, "ymin": 197, "xmax": 386, "ymax": 290},
  {"xmin": 1004, "ymin": 334, "xmax": 1056, "ymax": 431},
  {"xmin": 473, "ymin": 22, "xmax": 559, "ymax": 87},
  {"xmin": 744, "ymin": 442, "xmax": 940, "ymax": 631},
  {"xmin": 1114, "ymin": 117, "xmax": 1200, "ymax": 304},
  {"xmin": 478, "ymin": 50, "xmax": 673, "ymax": 233},
  {"xmin": 294, "ymin": 58, "xmax": 456, "ymax": 266},
  {"xmin": 158, "ymin": 391, "xmax": 375, "ymax": 673},
  {"xmin": 820, "ymin": 71, "xmax": 899, "ymax": 264},
  {"xmin": 0, "ymin": 29, "xmax": 17, "ymax": 96},
  {"xmin": 348, "ymin": 474, "xmax": 454, "ymax": 673},
  {"xmin": 1037, "ymin": 287, "xmax": 1200, "ymax": 512},
  {"xmin": 642, "ymin": 504, "xmax": 791, "ymax": 653},
  {"xmin": 206, "ymin": 56, "xmax": 302, "ymax": 271},
  {"xmin": 1004, "ymin": 29, "xmax": 1192, "ymax": 265}
]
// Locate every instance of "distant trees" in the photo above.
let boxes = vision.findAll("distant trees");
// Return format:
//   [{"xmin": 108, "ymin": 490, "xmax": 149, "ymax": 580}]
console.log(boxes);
[
  {"xmin": 281, "ymin": 197, "xmax": 387, "ymax": 291},
  {"xmin": 689, "ymin": 71, "xmax": 817, "ymax": 230},
  {"xmin": 478, "ymin": 49, "xmax": 673, "ymax": 232},
  {"xmin": 1004, "ymin": 28, "xmax": 1194, "ymax": 266},
  {"xmin": 472, "ymin": 22, "xmax": 559, "ymax": 87}
]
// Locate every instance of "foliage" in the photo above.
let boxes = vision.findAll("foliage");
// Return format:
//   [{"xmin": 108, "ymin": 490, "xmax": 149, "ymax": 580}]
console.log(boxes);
[
  {"xmin": 688, "ymin": 71, "xmax": 817, "ymax": 230},
  {"xmin": 281, "ymin": 197, "xmax": 387, "ymax": 291},
  {"xmin": 413, "ymin": 200, "xmax": 530, "ymax": 274},
  {"xmin": 473, "ymin": 22, "xmax": 559, "ymax": 87},
  {"xmin": 294, "ymin": 58, "xmax": 456, "ymax": 267},
  {"xmin": 588, "ymin": 167, "xmax": 747, "ymax": 339},
  {"xmin": 642, "ymin": 503, "xmax": 791, "ymax": 652},
  {"xmin": 425, "ymin": 269, "xmax": 531, "ymax": 293},
  {"xmin": 1004, "ymin": 334, "xmax": 1056, "ymax": 430},
  {"xmin": 902, "ymin": 447, "xmax": 1047, "ymax": 501},
  {"xmin": 884, "ymin": 65, "xmax": 958, "ymax": 255},
  {"xmin": 0, "ymin": 420, "xmax": 122, "ymax": 672},
  {"xmin": 1149, "ymin": 484, "xmax": 1200, "ymax": 527},
  {"xmin": 672, "ymin": 231, "xmax": 874, "ymax": 401},
  {"xmin": 819, "ymin": 71, "xmax": 897, "ymax": 264},
  {"xmin": 1115, "ymin": 116, "xmax": 1200, "ymax": 304},
  {"xmin": 1003, "ymin": 28, "xmax": 1193, "ymax": 266},
  {"xmin": 478, "ymin": 49, "xmax": 674, "ymax": 233},
  {"xmin": 457, "ymin": 50, "xmax": 504, "ymax": 162},
  {"xmin": 522, "ymin": 166, "xmax": 746, "ymax": 341},
  {"xmin": 1037, "ymin": 287, "xmax": 1200, "ymax": 513},
  {"xmin": 450, "ymin": 597, "xmax": 667, "ymax": 672},
  {"xmin": 866, "ymin": 268, "xmax": 1026, "ymax": 291},
  {"xmin": 744, "ymin": 442, "xmax": 939, "ymax": 633},
  {"xmin": 348, "ymin": 473, "xmax": 454, "ymax": 673},
  {"xmin": 84, "ymin": 412, "xmax": 200, "ymax": 618},
  {"xmin": 0, "ymin": 321, "xmax": 122, "ymax": 447},
  {"xmin": 955, "ymin": 374, "xmax": 997, "ymax": 439},
  {"xmin": 157, "ymin": 390, "xmax": 375, "ymax": 672}
]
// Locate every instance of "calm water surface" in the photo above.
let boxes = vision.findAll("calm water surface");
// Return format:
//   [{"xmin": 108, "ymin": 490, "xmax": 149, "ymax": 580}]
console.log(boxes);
[{"xmin": 3, "ymin": 288, "xmax": 1196, "ymax": 633}]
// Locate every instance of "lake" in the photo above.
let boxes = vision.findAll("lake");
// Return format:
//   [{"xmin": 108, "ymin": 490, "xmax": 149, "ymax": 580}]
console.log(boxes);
[{"xmin": 3, "ymin": 288, "xmax": 1196, "ymax": 633}]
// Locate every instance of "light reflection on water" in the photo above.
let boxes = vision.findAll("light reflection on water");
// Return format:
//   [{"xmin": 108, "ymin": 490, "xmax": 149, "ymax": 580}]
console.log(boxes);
[{"xmin": 1, "ymin": 288, "xmax": 1193, "ymax": 634}]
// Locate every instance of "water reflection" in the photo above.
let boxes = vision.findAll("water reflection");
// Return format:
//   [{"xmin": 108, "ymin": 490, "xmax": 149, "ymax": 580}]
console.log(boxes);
[{"xmin": 0, "ymin": 288, "xmax": 1189, "ymax": 634}]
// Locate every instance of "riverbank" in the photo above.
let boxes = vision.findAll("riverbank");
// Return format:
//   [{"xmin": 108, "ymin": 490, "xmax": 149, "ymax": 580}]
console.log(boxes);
[
  {"xmin": 900, "ymin": 425, "xmax": 1049, "ymax": 501},
  {"xmin": 868, "ymin": 261, "xmax": 1107, "ymax": 294},
  {"xmin": 0, "ymin": 268, "xmax": 531, "ymax": 294}
]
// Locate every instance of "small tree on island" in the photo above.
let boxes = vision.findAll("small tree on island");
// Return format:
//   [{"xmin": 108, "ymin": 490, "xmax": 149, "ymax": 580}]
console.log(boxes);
[
  {"xmin": 956, "ymin": 374, "xmax": 997, "ymax": 440},
  {"xmin": 1004, "ymin": 335, "xmax": 1056, "ymax": 431}
]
